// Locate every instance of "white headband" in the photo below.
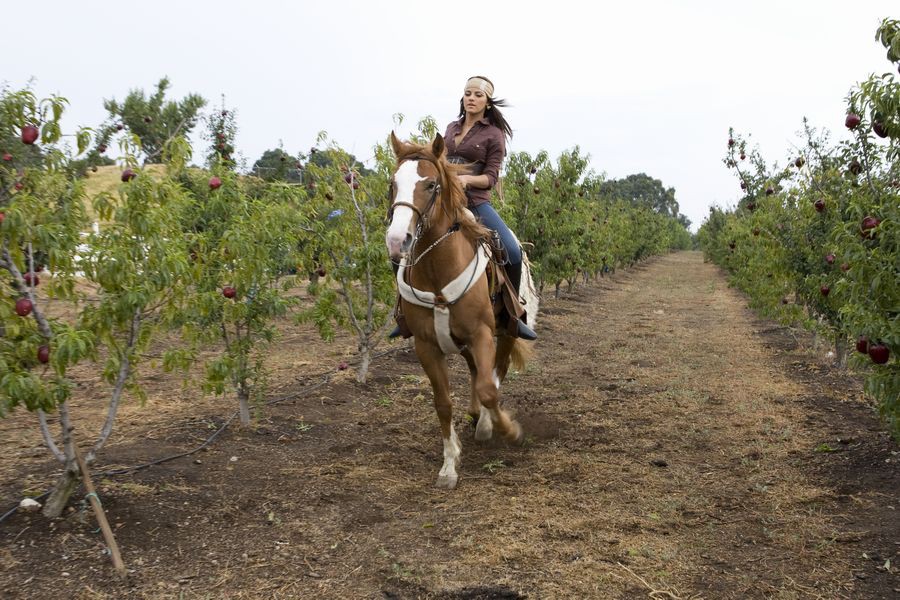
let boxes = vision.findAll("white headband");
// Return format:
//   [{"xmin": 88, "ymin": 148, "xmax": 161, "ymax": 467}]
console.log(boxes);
[{"xmin": 465, "ymin": 77, "xmax": 494, "ymax": 97}]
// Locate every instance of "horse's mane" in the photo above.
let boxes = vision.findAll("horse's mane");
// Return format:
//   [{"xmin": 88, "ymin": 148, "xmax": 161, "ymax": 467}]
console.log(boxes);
[{"xmin": 395, "ymin": 140, "xmax": 491, "ymax": 243}]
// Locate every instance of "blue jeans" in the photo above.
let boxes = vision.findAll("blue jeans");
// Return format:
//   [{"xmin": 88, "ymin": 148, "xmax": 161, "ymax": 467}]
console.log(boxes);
[{"xmin": 469, "ymin": 203, "xmax": 521, "ymax": 267}]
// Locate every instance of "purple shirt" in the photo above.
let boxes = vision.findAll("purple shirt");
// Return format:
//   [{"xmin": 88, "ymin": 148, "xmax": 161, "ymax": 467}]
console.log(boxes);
[{"xmin": 444, "ymin": 117, "xmax": 506, "ymax": 207}]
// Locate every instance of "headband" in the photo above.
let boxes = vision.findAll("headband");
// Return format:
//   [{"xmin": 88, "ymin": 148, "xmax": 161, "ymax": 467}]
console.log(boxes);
[{"xmin": 465, "ymin": 77, "xmax": 494, "ymax": 97}]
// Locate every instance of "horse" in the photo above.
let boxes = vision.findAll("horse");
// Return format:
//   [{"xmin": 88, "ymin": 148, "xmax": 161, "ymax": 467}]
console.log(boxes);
[{"xmin": 385, "ymin": 132, "xmax": 537, "ymax": 489}]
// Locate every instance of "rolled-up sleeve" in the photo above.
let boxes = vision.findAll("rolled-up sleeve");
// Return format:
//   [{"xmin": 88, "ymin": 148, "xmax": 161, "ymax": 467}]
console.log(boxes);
[{"xmin": 482, "ymin": 129, "xmax": 505, "ymax": 187}]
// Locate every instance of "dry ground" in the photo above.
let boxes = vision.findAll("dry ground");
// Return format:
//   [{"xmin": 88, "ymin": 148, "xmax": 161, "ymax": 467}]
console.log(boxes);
[{"xmin": 1, "ymin": 251, "xmax": 897, "ymax": 599}]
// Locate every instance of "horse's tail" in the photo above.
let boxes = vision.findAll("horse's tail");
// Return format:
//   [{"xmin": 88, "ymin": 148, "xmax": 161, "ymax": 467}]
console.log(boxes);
[{"xmin": 510, "ymin": 338, "xmax": 533, "ymax": 372}]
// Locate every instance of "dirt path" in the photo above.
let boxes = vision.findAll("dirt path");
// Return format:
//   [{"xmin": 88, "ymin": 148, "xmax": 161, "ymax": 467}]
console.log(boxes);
[{"xmin": 1, "ymin": 251, "xmax": 897, "ymax": 599}]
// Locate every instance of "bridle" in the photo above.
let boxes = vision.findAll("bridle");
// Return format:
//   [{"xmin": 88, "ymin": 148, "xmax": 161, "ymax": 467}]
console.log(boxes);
[{"xmin": 388, "ymin": 156, "xmax": 456, "ymax": 267}]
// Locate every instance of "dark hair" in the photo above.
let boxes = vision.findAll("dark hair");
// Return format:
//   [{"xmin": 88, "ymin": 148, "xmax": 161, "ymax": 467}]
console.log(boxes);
[{"xmin": 458, "ymin": 75, "xmax": 513, "ymax": 140}]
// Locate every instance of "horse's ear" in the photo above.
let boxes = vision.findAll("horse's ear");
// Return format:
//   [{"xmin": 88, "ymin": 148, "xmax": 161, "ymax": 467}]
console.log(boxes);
[
  {"xmin": 431, "ymin": 134, "xmax": 445, "ymax": 159},
  {"xmin": 390, "ymin": 131, "xmax": 404, "ymax": 157}
]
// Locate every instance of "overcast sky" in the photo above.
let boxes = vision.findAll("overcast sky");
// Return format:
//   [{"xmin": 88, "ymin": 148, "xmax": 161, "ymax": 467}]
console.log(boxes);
[{"xmin": 5, "ymin": 1, "xmax": 897, "ymax": 231}]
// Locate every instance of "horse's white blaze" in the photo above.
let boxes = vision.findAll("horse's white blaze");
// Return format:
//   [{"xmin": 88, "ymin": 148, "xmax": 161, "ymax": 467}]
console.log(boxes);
[
  {"xmin": 438, "ymin": 423, "xmax": 461, "ymax": 481},
  {"xmin": 385, "ymin": 161, "xmax": 426, "ymax": 256},
  {"xmin": 475, "ymin": 405, "xmax": 493, "ymax": 441}
]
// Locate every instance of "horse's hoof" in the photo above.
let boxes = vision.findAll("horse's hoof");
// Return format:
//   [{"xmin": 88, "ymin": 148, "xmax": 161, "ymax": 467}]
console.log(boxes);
[
  {"xmin": 475, "ymin": 416, "xmax": 493, "ymax": 441},
  {"xmin": 435, "ymin": 474, "xmax": 458, "ymax": 489},
  {"xmin": 506, "ymin": 421, "xmax": 525, "ymax": 446}
]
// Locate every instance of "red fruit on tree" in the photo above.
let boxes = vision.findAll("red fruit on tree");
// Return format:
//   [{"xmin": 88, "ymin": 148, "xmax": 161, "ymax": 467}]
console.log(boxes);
[
  {"xmin": 222, "ymin": 286, "xmax": 237, "ymax": 299},
  {"xmin": 21, "ymin": 125, "xmax": 39, "ymax": 145},
  {"xmin": 344, "ymin": 173, "xmax": 354, "ymax": 184},
  {"xmin": 0, "ymin": 212, "xmax": 5, "ymax": 224},
  {"xmin": 740, "ymin": 181, "xmax": 747, "ymax": 190},
  {"xmin": 794, "ymin": 157, "xmax": 805, "ymax": 168},
  {"xmin": 2, "ymin": 152, "xmax": 11, "ymax": 161},
  {"xmin": 765, "ymin": 187, "xmax": 775, "ymax": 196},
  {"xmin": 209, "ymin": 176, "xmax": 222, "ymax": 190},
  {"xmin": 820, "ymin": 285, "xmax": 830, "ymax": 297},
  {"xmin": 352, "ymin": 181, "xmax": 359, "ymax": 190},
  {"xmin": 845, "ymin": 113, "xmax": 861, "ymax": 129},
  {"xmin": 14, "ymin": 182, "xmax": 23, "ymax": 191},
  {"xmin": 856, "ymin": 336, "xmax": 869, "ymax": 354},
  {"xmin": 860, "ymin": 216, "xmax": 880, "ymax": 239},
  {"xmin": 840, "ymin": 262, "xmax": 850, "ymax": 272},
  {"xmin": 23, "ymin": 272, "xmax": 39, "ymax": 287},
  {"xmin": 97, "ymin": 144, "xmax": 107, "ymax": 153},
  {"xmin": 873, "ymin": 121, "xmax": 888, "ymax": 138},
  {"xmin": 116, "ymin": 122, "xmax": 124, "ymax": 131},
  {"xmin": 740, "ymin": 153, "xmax": 746, "ymax": 160},
  {"xmin": 121, "ymin": 168, "xmax": 136, "ymax": 182},
  {"xmin": 15, "ymin": 297, "xmax": 33, "ymax": 317},
  {"xmin": 37, "ymin": 345, "xmax": 50, "ymax": 364},
  {"xmin": 825, "ymin": 253, "xmax": 835, "ymax": 265},
  {"xmin": 814, "ymin": 199, "xmax": 825, "ymax": 213},
  {"xmin": 868, "ymin": 343, "xmax": 890, "ymax": 365}
]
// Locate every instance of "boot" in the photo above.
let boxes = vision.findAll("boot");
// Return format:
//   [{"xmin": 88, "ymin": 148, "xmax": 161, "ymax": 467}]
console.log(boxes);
[{"xmin": 505, "ymin": 260, "xmax": 537, "ymax": 340}]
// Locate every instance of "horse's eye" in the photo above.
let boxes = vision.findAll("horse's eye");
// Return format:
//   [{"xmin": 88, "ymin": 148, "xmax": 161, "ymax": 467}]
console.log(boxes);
[{"xmin": 427, "ymin": 181, "xmax": 436, "ymax": 191}]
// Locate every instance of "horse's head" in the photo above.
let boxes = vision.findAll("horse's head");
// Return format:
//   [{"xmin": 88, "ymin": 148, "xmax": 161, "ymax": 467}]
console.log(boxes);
[{"xmin": 385, "ymin": 132, "xmax": 451, "ymax": 261}]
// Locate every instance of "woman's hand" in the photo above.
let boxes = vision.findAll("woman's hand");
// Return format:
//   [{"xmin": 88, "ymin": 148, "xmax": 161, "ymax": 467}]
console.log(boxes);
[{"xmin": 458, "ymin": 174, "xmax": 484, "ymax": 190}]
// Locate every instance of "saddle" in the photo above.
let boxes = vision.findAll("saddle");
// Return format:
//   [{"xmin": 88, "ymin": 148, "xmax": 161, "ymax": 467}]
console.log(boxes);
[{"xmin": 392, "ymin": 234, "xmax": 528, "ymax": 340}]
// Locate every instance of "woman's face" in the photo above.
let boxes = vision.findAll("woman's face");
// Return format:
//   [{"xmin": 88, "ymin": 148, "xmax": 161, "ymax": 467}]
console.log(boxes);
[{"xmin": 463, "ymin": 87, "xmax": 488, "ymax": 116}]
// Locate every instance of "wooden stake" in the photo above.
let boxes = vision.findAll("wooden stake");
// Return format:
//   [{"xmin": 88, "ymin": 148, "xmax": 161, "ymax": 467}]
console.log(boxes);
[{"xmin": 72, "ymin": 441, "xmax": 126, "ymax": 576}]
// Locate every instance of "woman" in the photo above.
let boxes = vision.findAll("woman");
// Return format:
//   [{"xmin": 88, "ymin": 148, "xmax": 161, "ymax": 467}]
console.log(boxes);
[
  {"xmin": 445, "ymin": 75, "xmax": 536, "ymax": 340},
  {"xmin": 389, "ymin": 75, "xmax": 536, "ymax": 340}
]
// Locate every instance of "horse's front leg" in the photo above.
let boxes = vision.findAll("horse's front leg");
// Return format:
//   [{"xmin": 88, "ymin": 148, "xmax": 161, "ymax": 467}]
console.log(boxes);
[
  {"xmin": 415, "ymin": 339, "xmax": 461, "ymax": 489},
  {"xmin": 470, "ymin": 329, "xmax": 523, "ymax": 444},
  {"xmin": 462, "ymin": 348, "xmax": 491, "ymax": 441}
]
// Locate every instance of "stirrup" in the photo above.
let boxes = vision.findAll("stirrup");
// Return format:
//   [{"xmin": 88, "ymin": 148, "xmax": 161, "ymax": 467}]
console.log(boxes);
[{"xmin": 388, "ymin": 324, "xmax": 402, "ymax": 339}]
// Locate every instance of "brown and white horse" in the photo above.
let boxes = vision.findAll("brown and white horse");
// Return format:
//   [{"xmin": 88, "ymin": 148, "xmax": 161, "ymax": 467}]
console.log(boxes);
[{"xmin": 385, "ymin": 132, "xmax": 535, "ymax": 489}]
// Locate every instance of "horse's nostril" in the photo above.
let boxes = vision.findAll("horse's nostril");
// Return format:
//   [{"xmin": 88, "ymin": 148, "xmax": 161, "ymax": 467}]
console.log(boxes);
[{"xmin": 401, "ymin": 233, "xmax": 413, "ymax": 251}]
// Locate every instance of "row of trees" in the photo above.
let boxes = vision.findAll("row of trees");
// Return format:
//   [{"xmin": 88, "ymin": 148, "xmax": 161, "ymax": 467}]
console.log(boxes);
[
  {"xmin": 1, "ymin": 82, "xmax": 690, "ymax": 516},
  {"xmin": 697, "ymin": 18, "xmax": 899, "ymax": 436}
]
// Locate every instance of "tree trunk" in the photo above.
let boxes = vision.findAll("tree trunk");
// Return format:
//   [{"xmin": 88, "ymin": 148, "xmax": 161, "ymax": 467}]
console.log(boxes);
[
  {"xmin": 238, "ymin": 388, "xmax": 251, "ymax": 426},
  {"xmin": 42, "ymin": 401, "xmax": 79, "ymax": 518},
  {"xmin": 554, "ymin": 282, "xmax": 561, "ymax": 299},
  {"xmin": 357, "ymin": 343, "xmax": 371, "ymax": 384},
  {"xmin": 42, "ymin": 464, "xmax": 80, "ymax": 518},
  {"xmin": 834, "ymin": 336, "xmax": 849, "ymax": 369}
]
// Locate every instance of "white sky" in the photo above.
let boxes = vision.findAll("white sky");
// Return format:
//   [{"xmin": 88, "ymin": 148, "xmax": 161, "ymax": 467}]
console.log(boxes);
[{"xmin": 5, "ymin": 1, "xmax": 897, "ymax": 231}]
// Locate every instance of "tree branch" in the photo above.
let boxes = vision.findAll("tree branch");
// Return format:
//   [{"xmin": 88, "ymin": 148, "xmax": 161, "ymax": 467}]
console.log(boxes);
[
  {"xmin": 88, "ymin": 307, "xmax": 141, "ymax": 462},
  {"xmin": 37, "ymin": 409, "xmax": 66, "ymax": 462}
]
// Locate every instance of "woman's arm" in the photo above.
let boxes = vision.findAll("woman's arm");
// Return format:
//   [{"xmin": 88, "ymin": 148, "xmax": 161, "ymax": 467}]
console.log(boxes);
[{"xmin": 459, "ymin": 129, "xmax": 505, "ymax": 190}]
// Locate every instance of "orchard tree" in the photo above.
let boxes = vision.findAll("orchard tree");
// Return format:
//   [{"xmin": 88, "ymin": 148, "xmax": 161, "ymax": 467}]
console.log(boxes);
[
  {"xmin": 204, "ymin": 97, "xmax": 238, "ymax": 169},
  {"xmin": 298, "ymin": 136, "xmax": 394, "ymax": 382},
  {"xmin": 0, "ymin": 87, "xmax": 195, "ymax": 516},
  {"xmin": 700, "ymin": 17, "xmax": 898, "ymax": 435},
  {"xmin": 251, "ymin": 147, "xmax": 304, "ymax": 183},
  {"xmin": 94, "ymin": 77, "xmax": 206, "ymax": 164},
  {"xmin": 169, "ymin": 165, "xmax": 306, "ymax": 425}
]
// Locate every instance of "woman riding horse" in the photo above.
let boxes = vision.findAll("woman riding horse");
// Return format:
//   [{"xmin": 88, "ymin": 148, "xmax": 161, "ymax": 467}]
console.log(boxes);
[
  {"xmin": 390, "ymin": 75, "xmax": 536, "ymax": 341},
  {"xmin": 385, "ymin": 133, "xmax": 531, "ymax": 488}
]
